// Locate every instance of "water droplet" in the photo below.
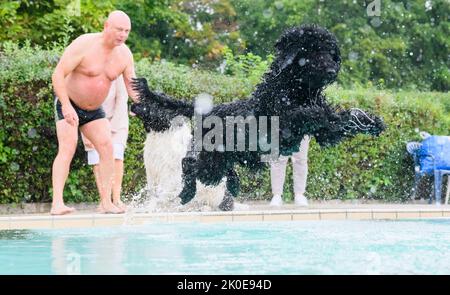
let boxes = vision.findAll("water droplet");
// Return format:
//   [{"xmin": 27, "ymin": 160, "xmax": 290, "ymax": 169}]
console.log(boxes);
[
  {"xmin": 194, "ymin": 93, "xmax": 214, "ymax": 114},
  {"xmin": 27, "ymin": 128, "xmax": 37, "ymax": 138},
  {"xmin": 370, "ymin": 17, "xmax": 382, "ymax": 27},
  {"xmin": 348, "ymin": 51, "xmax": 359, "ymax": 61},
  {"xmin": 274, "ymin": 1, "xmax": 284, "ymax": 10},
  {"xmin": 281, "ymin": 129, "xmax": 292, "ymax": 138},
  {"xmin": 263, "ymin": 9, "xmax": 273, "ymax": 18},
  {"xmin": 10, "ymin": 162, "xmax": 20, "ymax": 171}
]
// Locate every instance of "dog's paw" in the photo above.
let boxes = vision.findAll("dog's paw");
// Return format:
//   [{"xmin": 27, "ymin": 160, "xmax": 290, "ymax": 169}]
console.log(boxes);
[
  {"xmin": 218, "ymin": 192, "xmax": 234, "ymax": 211},
  {"xmin": 179, "ymin": 186, "xmax": 196, "ymax": 205}
]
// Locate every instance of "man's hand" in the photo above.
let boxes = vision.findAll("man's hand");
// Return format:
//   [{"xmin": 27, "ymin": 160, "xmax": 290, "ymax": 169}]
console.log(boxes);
[{"xmin": 62, "ymin": 103, "xmax": 79, "ymax": 126}]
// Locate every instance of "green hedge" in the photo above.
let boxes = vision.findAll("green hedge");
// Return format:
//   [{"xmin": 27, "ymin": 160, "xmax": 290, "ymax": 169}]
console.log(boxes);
[{"xmin": 1, "ymin": 44, "xmax": 449, "ymax": 204}]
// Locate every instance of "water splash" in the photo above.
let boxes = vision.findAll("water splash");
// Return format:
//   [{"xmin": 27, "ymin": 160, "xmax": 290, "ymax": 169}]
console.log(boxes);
[{"xmin": 194, "ymin": 93, "xmax": 214, "ymax": 114}]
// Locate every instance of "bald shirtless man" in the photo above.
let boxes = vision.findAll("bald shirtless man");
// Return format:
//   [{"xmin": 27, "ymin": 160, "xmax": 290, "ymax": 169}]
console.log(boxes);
[{"xmin": 51, "ymin": 11, "xmax": 138, "ymax": 215}]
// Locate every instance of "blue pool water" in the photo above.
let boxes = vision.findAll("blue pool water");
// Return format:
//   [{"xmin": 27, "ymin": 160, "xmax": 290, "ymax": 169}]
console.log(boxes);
[{"xmin": 1, "ymin": 219, "xmax": 450, "ymax": 274}]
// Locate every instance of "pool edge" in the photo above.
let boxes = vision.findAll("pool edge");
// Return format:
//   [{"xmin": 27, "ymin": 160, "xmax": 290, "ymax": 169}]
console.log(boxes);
[{"xmin": 2, "ymin": 208, "xmax": 450, "ymax": 230}]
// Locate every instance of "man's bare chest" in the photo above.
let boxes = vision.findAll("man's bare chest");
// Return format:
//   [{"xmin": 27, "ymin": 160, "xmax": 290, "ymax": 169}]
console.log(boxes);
[{"xmin": 77, "ymin": 49, "xmax": 126, "ymax": 81}]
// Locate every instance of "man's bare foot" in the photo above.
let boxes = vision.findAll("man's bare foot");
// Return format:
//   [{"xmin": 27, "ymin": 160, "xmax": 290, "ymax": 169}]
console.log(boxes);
[
  {"xmin": 113, "ymin": 200, "xmax": 127, "ymax": 212},
  {"xmin": 50, "ymin": 204, "xmax": 76, "ymax": 215},
  {"xmin": 97, "ymin": 203, "xmax": 125, "ymax": 214}
]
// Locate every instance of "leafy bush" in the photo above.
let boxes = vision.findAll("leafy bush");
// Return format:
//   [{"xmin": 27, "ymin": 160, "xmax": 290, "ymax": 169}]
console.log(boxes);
[
  {"xmin": 232, "ymin": 0, "xmax": 450, "ymax": 91},
  {"xmin": 2, "ymin": 0, "xmax": 448, "ymax": 91},
  {"xmin": 1, "ymin": 44, "xmax": 448, "ymax": 204},
  {"xmin": 221, "ymin": 47, "xmax": 274, "ymax": 86}
]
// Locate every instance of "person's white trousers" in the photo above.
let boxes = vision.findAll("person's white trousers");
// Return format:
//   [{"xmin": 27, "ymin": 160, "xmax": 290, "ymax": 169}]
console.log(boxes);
[{"xmin": 270, "ymin": 136, "xmax": 310, "ymax": 196}]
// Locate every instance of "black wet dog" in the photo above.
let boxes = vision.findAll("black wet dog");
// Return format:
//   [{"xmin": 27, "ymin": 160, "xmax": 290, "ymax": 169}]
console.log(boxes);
[{"xmin": 131, "ymin": 24, "xmax": 385, "ymax": 209}]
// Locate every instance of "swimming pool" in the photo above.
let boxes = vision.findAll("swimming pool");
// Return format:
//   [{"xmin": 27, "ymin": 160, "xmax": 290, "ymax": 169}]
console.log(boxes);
[{"xmin": 1, "ymin": 219, "xmax": 449, "ymax": 274}]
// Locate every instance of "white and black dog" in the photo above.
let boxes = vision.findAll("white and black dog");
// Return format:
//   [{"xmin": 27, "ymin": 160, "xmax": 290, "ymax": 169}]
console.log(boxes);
[{"xmin": 142, "ymin": 117, "xmax": 233, "ymax": 211}]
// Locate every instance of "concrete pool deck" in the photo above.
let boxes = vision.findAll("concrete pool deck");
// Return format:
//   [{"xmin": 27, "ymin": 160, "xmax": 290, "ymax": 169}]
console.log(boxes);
[{"xmin": 1, "ymin": 201, "xmax": 450, "ymax": 230}]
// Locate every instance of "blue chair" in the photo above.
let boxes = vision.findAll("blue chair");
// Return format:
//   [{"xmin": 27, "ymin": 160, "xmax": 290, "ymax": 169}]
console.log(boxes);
[{"xmin": 407, "ymin": 136, "xmax": 450, "ymax": 205}]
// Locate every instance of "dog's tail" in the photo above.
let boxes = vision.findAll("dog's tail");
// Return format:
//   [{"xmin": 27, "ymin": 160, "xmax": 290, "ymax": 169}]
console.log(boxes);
[{"xmin": 132, "ymin": 78, "xmax": 195, "ymax": 118}]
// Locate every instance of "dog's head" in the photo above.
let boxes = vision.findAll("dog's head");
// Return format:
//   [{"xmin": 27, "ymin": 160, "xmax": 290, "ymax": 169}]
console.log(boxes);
[{"xmin": 274, "ymin": 24, "xmax": 341, "ymax": 89}]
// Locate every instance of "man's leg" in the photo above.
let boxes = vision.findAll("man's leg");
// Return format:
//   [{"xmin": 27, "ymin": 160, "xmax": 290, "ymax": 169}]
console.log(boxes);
[
  {"xmin": 112, "ymin": 159, "xmax": 126, "ymax": 209},
  {"xmin": 85, "ymin": 150, "xmax": 104, "ymax": 211},
  {"xmin": 51, "ymin": 120, "xmax": 78, "ymax": 215},
  {"xmin": 92, "ymin": 160, "xmax": 126, "ymax": 210},
  {"xmin": 81, "ymin": 119, "xmax": 123, "ymax": 213},
  {"xmin": 92, "ymin": 165, "xmax": 102, "ymax": 199},
  {"xmin": 111, "ymin": 143, "xmax": 126, "ymax": 209}
]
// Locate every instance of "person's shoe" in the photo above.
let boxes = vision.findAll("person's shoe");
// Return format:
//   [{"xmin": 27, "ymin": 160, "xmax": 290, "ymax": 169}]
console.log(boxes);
[
  {"xmin": 270, "ymin": 195, "xmax": 283, "ymax": 206},
  {"xmin": 294, "ymin": 195, "xmax": 308, "ymax": 207}
]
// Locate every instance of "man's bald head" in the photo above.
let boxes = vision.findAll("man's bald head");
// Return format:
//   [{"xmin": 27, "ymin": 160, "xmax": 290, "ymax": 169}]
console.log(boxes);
[
  {"xmin": 103, "ymin": 10, "xmax": 131, "ymax": 47},
  {"xmin": 106, "ymin": 10, "xmax": 131, "ymax": 27}
]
